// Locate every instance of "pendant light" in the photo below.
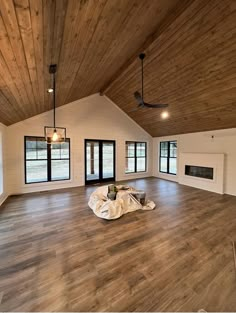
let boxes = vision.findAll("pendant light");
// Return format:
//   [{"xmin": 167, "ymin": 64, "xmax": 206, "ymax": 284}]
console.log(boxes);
[{"xmin": 44, "ymin": 64, "xmax": 66, "ymax": 144}]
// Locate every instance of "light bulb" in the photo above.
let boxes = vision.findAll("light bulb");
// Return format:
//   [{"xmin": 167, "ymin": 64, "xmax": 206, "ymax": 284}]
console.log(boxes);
[
  {"xmin": 47, "ymin": 88, "xmax": 54, "ymax": 93},
  {"xmin": 52, "ymin": 130, "xmax": 58, "ymax": 141},
  {"xmin": 161, "ymin": 111, "xmax": 169, "ymax": 119}
]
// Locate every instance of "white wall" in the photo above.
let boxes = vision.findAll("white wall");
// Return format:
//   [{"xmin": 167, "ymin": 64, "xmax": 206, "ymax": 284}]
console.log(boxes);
[
  {"xmin": 6, "ymin": 94, "xmax": 152, "ymax": 195},
  {"xmin": 3, "ymin": 92, "xmax": 236, "ymax": 199},
  {"xmin": 0, "ymin": 123, "xmax": 8, "ymax": 205},
  {"xmin": 178, "ymin": 153, "xmax": 224, "ymax": 194},
  {"xmin": 153, "ymin": 128, "xmax": 236, "ymax": 196}
]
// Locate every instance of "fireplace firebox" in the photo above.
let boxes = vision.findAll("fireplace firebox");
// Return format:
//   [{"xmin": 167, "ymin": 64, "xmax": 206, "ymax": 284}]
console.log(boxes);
[{"xmin": 185, "ymin": 165, "xmax": 214, "ymax": 180}]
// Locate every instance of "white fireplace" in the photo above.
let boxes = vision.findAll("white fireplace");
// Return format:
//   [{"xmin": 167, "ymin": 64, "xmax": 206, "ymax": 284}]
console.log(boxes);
[{"xmin": 179, "ymin": 153, "xmax": 225, "ymax": 194}]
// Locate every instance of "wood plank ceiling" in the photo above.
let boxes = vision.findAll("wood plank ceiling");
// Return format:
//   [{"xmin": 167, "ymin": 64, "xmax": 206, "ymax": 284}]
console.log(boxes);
[
  {"xmin": 106, "ymin": 0, "xmax": 236, "ymax": 136},
  {"xmin": 0, "ymin": 0, "xmax": 236, "ymax": 137}
]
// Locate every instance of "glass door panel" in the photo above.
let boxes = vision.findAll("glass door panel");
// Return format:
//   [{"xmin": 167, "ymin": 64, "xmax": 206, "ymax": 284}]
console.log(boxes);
[
  {"xmin": 86, "ymin": 141, "xmax": 99, "ymax": 182},
  {"xmin": 102, "ymin": 142, "xmax": 114, "ymax": 179},
  {"xmin": 85, "ymin": 140, "xmax": 115, "ymax": 184}
]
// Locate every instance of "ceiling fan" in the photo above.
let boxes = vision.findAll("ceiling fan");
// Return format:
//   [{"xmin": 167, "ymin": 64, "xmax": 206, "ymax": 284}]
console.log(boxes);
[{"xmin": 134, "ymin": 53, "xmax": 168, "ymax": 109}]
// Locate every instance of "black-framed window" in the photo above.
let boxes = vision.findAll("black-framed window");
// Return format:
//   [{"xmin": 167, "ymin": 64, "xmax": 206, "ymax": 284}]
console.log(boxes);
[
  {"xmin": 159, "ymin": 141, "xmax": 177, "ymax": 175},
  {"xmin": 25, "ymin": 136, "xmax": 70, "ymax": 184},
  {"xmin": 125, "ymin": 141, "xmax": 147, "ymax": 173}
]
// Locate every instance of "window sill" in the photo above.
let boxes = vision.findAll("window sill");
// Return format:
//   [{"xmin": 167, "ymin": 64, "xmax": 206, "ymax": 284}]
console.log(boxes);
[
  {"xmin": 125, "ymin": 171, "xmax": 147, "ymax": 175},
  {"xmin": 24, "ymin": 179, "xmax": 72, "ymax": 186},
  {"xmin": 159, "ymin": 171, "xmax": 177, "ymax": 176}
]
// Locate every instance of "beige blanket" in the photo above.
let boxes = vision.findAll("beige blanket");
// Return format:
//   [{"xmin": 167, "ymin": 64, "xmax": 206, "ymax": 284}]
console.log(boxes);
[{"xmin": 88, "ymin": 185, "xmax": 155, "ymax": 220}]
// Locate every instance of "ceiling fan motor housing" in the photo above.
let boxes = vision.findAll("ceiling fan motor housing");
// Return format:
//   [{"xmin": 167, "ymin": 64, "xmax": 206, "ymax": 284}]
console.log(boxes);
[
  {"xmin": 139, "ymin": 53, "xmax": 145, "ymax": 60},
  {"xmin": 49, "ymin": 64, "xmax": 57, "ymax": 74}
]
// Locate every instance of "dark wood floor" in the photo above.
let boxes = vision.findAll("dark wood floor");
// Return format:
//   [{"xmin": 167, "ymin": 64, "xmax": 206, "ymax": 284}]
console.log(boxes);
[{"xmin": 0, "ymin": 177, "xmax": 236, "ymax": 312}]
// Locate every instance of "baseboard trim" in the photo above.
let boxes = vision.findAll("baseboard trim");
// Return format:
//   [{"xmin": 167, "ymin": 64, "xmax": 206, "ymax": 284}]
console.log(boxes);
[
  {"xmin": 9, "ymin": 177, "xmax": 155, "ymax": 197},
  {"xmin": 0, "ymin": 194, "xmax": 9, "ymax": 206}
]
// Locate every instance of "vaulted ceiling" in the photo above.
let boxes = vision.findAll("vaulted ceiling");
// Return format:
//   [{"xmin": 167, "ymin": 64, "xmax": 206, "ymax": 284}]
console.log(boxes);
[{"xmin": 0, "ymin": 0, "xmax": 236, "ymax": 137}]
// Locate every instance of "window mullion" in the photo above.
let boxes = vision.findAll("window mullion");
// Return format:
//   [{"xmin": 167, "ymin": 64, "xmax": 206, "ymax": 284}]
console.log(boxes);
[
  {"xmin": 48, "ymin": 144, "xmax": 51, "ymax": 181},
  {"xmin": 145, "ymin": 142, "xmax": 147, "ymax": 171},
  {"xmin": 167, "ymin": 142, "xmax": 170, "ymax": 174}
]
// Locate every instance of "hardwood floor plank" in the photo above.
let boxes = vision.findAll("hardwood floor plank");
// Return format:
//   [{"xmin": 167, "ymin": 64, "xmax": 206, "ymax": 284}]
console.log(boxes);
[{"xmin": 0, "ymin": 177, "xmax": 236, "ymax": 311}]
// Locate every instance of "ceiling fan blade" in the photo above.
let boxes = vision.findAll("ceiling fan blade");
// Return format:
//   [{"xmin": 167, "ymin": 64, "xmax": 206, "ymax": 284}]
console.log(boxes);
[
  {"xmin": 143, "ymin": 102, "xmax": 168, "ymax": 108},
  {"xmin": 134, "ymin": 91, "xmax": 145, "ymax": 107}
]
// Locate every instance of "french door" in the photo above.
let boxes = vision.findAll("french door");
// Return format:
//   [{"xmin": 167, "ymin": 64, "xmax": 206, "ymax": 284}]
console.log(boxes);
[{"xmin": 85, "ymin": 139, "xmax": 116, "ymax": 185}]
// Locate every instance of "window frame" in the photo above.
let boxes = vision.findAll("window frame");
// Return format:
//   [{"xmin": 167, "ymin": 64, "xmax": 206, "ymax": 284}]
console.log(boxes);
[
  {"xmin": 125, "ymin": 141, "xmax": 147, "ymax": 174},
  {"xmin": 159, "ymin": 140, "xmax": 177, "ymax": 175},
  {"xmin": 24, "ymin": 136, "xmax": 71, "ymax": 184}
]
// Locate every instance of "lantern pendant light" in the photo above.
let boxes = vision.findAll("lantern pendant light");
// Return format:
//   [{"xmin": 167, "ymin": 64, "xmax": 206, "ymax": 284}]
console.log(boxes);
[{"xmin": 44, "ymin": 64, "xmax": 66, "ymax": 144}]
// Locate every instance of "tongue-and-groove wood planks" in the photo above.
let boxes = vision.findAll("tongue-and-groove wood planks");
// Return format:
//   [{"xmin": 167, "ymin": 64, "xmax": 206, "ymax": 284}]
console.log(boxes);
[
  {"xmin": 0, "ymin": 0, "xmax": 182, "ymax": 127},
  {"xmin": 106, "ymin": 0, "xmax": 236, "ymax": 136},
  {"xmin": 1, "ymin": 0, "xmax": 236, "ymax": 137}
]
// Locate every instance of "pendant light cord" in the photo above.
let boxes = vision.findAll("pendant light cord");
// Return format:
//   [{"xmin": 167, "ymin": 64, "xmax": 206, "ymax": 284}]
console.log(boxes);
[
  {"xmin": 53, "ymin": 72, "xmax": 56, "ymax": 129},
  {"xmin": 141, "ymin": 58, "xmax": 144, "ymax": 100}
]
